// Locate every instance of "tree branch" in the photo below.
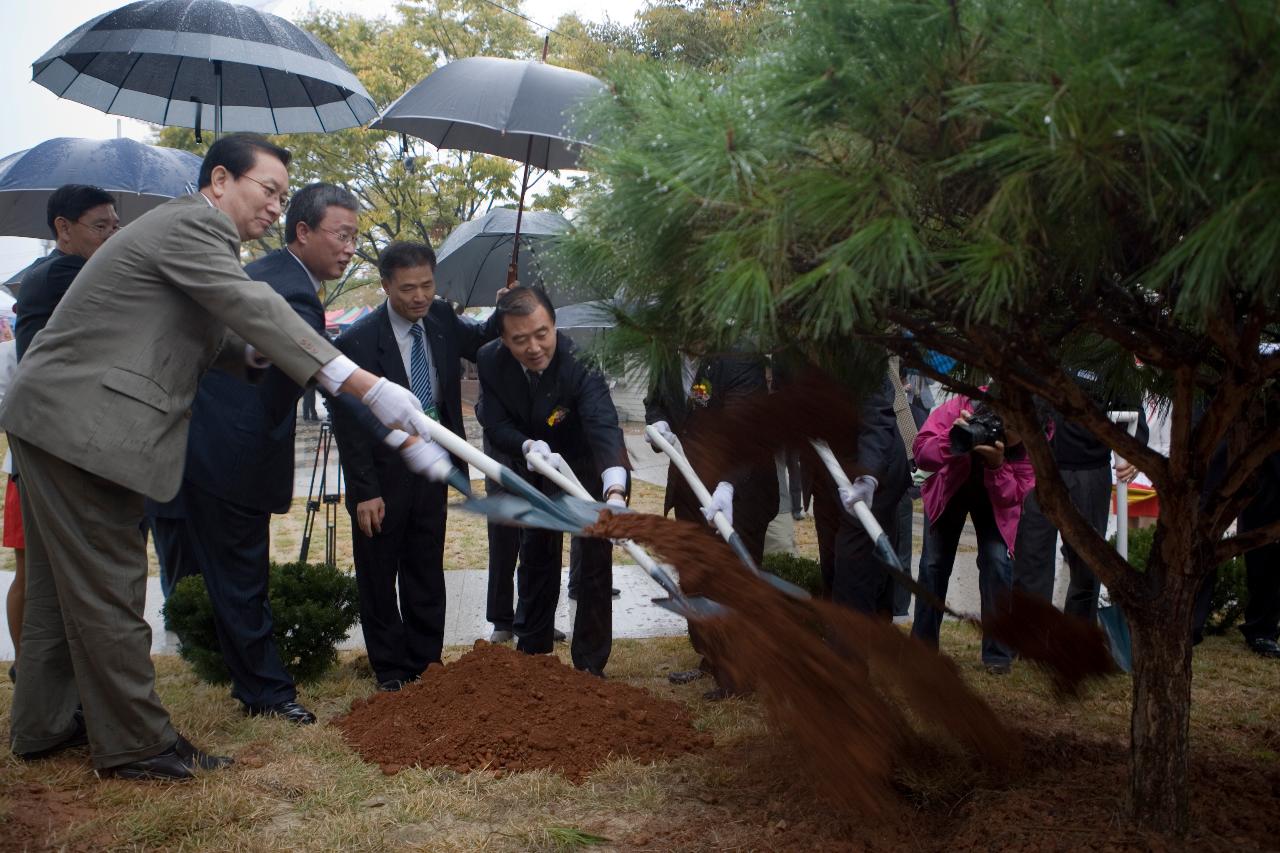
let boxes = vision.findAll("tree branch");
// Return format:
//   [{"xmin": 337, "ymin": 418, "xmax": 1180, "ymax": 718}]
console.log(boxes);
[{"xmin": 1215, "ymin": 514, "xmax": 1280, "ymax": 563}]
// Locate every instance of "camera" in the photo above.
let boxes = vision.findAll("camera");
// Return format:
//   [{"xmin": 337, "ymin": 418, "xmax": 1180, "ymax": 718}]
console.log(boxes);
[{"xmin": 948, "ymin": 403, "xmax": 1006, "ymax": 454}]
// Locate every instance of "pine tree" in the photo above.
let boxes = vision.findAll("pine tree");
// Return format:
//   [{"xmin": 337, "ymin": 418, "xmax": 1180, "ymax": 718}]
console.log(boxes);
[{"xmin": 558, "ymin": 0, "xmax": 1280, "ymax": 834}]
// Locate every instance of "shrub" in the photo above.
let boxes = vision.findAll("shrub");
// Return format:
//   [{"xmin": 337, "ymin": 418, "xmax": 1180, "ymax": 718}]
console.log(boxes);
[
  {"xmin": 762, "ymin": 552, "xmax": 825, "ymax": 597},
  {"xmin": 1115, "ymin": 526, "xmax": 1246, "ymax": 635},
  {"xmin": 164, "ymin": 561, "xmax": 360, "ymax": 685}
]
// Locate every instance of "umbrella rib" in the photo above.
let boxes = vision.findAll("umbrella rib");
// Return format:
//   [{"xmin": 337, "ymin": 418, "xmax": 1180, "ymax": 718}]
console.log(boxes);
[
  {"xmin": 296, "ymin": 65, "xmax": 323, "ymax": 132},
  {"xmin": 104, "ymin": 50, "xmax": 146, "ymax": 118},
  {"xmin": 159, "ymin": 54, "xmax": 188, "ymax": 129},
  {"xmin": 256, "ymin": 63, "xmax": 280, "ymax": 135}
]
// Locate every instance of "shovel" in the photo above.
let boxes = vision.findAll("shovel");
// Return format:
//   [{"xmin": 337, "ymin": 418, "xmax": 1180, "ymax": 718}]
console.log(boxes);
[
  {"xmin": 520, "ymin": 449, "xmax": 722, "ymax": 619},
  {"xmin": 645, "ymin": 425, "xmax": 811, "ymax": 600}
]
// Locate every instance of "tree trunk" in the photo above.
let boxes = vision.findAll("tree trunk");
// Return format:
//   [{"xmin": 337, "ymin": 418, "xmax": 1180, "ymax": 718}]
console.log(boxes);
[{"xmin": 1125, "ymin": 534, "xmax": 1200, "ymax": 835}]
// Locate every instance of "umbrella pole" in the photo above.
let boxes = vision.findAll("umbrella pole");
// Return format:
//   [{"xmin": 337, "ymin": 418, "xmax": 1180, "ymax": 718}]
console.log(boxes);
[
  {"xmin": 506, "ymin": 36, "xmax": 551, "ymax": 288},
  {"xmin": 214, "ymin": 60, "xmax": 223, "ymax": 141}
]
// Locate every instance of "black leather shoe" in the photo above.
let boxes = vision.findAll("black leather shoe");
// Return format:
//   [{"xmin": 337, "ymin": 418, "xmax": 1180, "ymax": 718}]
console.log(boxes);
[
  {"xmin": 553, "ymin": 628, "xmax": 567, "ymax": 642},
  {"xmin": 1247, "ymin": 637, "xmax": 1280, "ymax": 658},
  {"xmin": 174, "ymin": 734, "xmax": 234, "ymax": 771},
  {"xmin": 245, "ymin": 700, "xmax": 317, "ymax": 725},
  {"xmin": 667, "ymin": 669, "xmax": 705, "ymax": 685},
  {"xmin": 102, "ymin": 747, "xmax": 195, "ymax": 781},
  {"xmin": 15, "ymin": 709, "xmax": 88, "ymax": 761},
  {"xmin": 611, "ymin": 587, "xmax": 621, "ymax": 598}
]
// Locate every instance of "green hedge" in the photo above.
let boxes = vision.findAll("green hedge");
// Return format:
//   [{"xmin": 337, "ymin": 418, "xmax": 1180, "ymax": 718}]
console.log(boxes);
[
  {"xmin": 163, "ymin": 561, "xmax": 360, "ymax": 685},
  {"xmin": 1116, "ymin": 526, "xmax": 1246, "ymax": 635},
  {"xmin": 762, "ymin": 552, "xmax": 825, "ymax": 597}
]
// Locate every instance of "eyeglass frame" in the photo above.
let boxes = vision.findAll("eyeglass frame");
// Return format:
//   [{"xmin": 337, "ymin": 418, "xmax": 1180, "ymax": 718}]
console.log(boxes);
[
  {"xmin": 238, "ymin": 173, "xmax": 290, "ymax": 207},
  {"xmin": 316, "ymin": 226, "xmax": 359, "ymax": 246},
  {"xmin": 72, "ymin": 215, "xmax": 120, "ymax": 237}
]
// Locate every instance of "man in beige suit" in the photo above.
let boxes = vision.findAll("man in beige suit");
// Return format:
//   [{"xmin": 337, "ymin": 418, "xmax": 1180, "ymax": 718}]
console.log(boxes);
[{"xmin": 0, "ymin": 135, "xmax": 450, "ymax": 781}]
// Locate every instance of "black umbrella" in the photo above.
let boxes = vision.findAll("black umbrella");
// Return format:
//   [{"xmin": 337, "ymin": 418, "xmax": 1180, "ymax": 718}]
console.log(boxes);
[
  {"xmin": 0, "ymin": 137, "xmax": 200, "ymax": 239},
  {"xmin": 434, "ymin": 208, "xmax": 573, "ymax": 308},
  {"xmin": 33, "ymin": 0, "xmax": 377, "ymax": 138},
  {"xmin": 373, "ymin": 44, "xmax": 607, "ymax": 284}
]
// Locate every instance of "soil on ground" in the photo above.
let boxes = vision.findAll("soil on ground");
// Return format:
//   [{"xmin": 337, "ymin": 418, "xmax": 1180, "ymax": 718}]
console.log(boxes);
[{"xmin": 334, "ymin": 641, "xmax": 712, "ymax": 780}]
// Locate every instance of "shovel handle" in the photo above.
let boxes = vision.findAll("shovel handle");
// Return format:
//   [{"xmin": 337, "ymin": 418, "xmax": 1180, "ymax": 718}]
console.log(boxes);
[
  {"xmin": 644, "ymin": 425, "xmax": 736, "ymax": 543},
  {"xmin": 524, "ymin": 449, "xmax": 688, "ymax": 603}
]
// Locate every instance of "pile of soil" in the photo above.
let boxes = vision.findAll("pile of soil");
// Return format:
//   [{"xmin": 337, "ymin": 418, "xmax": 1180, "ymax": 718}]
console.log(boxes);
[{"xmin": 334, "ymin": 641, "xmax": 711, "ymax": 780}]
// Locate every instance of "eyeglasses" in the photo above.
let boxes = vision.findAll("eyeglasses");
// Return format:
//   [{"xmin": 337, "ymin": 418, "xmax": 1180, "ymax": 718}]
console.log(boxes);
[
  {"xmin": 239, "ymin": 173, "xmax": 290, "ymax": 207},
  {"xmin": 76, "ymin": 218, "xmax": 120, "ymax": 236},
  {"xmin": 318, "ymin": 226, "xmax": 359, "ymax": 246}
]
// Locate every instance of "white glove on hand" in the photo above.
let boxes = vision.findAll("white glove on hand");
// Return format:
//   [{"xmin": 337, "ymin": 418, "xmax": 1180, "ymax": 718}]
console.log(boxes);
[
  {"xmin": 363, "ymin": 377, "xmax": 425, "ymax": 433},
  {"xmin": 606, "ymin": 493, "xmax": 627, "ymax": 509},
  {"xmin": 522, "ymin": 439, "xmax": 553, "ymax": 472},
  {"xmin": 838, "ymin": 475, "xmax": 878, "ymax": 513},
  {"xmin": 703, "ymin": 480, "xmax": 734, "ymax": 527},
  {"xmin": 398, "ymin": 437, "xmax": 454, "ymax": 483},
  {"xmin": 645, "ymin": 420, "xmax": 676, "ymax": 447}
]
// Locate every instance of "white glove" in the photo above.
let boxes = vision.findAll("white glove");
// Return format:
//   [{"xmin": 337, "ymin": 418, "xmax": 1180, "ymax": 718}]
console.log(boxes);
[
  {"xmin": 838, "ymin": 475, "xmax": 878, "ymax": 513},
  {"xmin": 398, "ymin": 436, "xmax": 454, "ymax": 483},
  {"xmin": 645, "ymin": 420, "xmax": 676, "ymax": 446},
  {"xmin": 703, "ymin": 480, "xmax": 734, "ymax": 527},
  {"xmin": 363, "ymin": 377, "xmax": 425, "ymax": 433},
  {"xmin": 606, "ymin": 493, "xmax": 627, "ymax": 509},
  {"xmin": 522, "ymin": 439, "xmax": 553, "ymax": 472}
]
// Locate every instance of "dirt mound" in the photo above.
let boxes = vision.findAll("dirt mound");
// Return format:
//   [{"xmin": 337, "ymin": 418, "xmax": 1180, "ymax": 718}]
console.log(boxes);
[{"xmin": 334, "ymin": 641, "xmax": 711, "ymax": 781}]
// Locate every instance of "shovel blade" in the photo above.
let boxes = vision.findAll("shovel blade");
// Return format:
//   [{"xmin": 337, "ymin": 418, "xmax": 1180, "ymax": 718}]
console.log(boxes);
[{"xmin": 460, "ymin": 495, "xmax": 585, "ymax": 534}]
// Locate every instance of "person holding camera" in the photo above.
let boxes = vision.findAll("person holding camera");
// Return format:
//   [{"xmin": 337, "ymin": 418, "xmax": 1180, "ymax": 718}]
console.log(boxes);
[{"xmin": 910, "ymin": 393, "xmax": 1035, "ymax": 673}]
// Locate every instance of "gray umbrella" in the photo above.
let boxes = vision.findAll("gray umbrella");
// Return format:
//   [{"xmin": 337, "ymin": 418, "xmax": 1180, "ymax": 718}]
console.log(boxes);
[
  {"xmin": 374, "ymin": 51, "xmax": 607, "ymax": 285},
  {"xmin": 0, "ymin": 137, "xmax": 200, "ymax": 239},
  {"xmin": 33, "ymin": 0, "xmax": 377, "ymax": 137},
  {"xmin": 434, "ymin": 208, "xmax": 572, "ymax": 308}
]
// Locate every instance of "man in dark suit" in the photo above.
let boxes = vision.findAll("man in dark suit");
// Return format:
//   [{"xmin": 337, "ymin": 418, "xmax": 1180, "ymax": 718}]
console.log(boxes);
[
  {"xmin": 476, "ymin": 287, "xmax": 629, "ymax": 676},
  {"xmin": 14, "ymin": 184, "xmax": 119, "ymax": 360},
  {"xmin": 330, "ymin": 241, "xmax": 500, "ymax": 691},
  {"xmin": 645, "ymin": 350, "xmax": 777, "ymax": 693},
  {"xmin": 149, "ymin": 183, "xmax": 362, "ymax": 724}
]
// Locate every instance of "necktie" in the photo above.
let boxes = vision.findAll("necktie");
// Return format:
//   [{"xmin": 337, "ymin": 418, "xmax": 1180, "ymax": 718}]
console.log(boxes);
[
  {"xmin": 527, "ymin": 369, "xmax": 541, "ymax": 394},
  {"xmin": 408, "ymin": 323, "xmax": 435, "ymax": 415}
]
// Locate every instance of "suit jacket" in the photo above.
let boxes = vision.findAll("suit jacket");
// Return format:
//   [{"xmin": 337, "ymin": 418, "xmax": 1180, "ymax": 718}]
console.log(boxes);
[
  {"xmin": 14, "ymin": 249, "xmax": 85, "ymax": 361},
  {"xmin": 645, "ymin": 353, "xmax": 777, "ymax": 516},
  {"xmin": 331, "ymin": 299, "xmax": 498, "ymax": 511},
  {"xmin": 179, "ymin": 249, "xmax": 326, "ymax": 513},
  {"xmin": 0, "ymin": 194, "xmax": 339, "ymax": 501},
  {"xmin": 477, "ymin": 333, "xmax": 628, "ymax": 498}
]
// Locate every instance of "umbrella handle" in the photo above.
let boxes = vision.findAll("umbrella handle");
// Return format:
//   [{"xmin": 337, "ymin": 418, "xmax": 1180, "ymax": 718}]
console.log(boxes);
[{"xmin": 524, "ymin": 450, "xmax": 687, "ymax": 602}]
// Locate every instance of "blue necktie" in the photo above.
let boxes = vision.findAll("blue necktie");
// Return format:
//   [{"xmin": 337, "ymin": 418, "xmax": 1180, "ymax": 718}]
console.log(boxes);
[{"xmin": 408, "ymin": 323, "xmax": 435, "ymax": 413}]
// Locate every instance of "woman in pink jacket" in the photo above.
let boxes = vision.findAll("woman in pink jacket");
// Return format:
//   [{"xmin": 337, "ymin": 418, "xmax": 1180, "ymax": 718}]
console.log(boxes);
[{"xmin": 910, "ymin": 393, "xmax": 1036, "ymax": 673}]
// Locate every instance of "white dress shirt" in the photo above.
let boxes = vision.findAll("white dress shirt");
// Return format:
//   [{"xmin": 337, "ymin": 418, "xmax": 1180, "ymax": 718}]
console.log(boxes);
[{"xmin": 386, "ymin": 304, "xmax": 439, "ymax": 402}]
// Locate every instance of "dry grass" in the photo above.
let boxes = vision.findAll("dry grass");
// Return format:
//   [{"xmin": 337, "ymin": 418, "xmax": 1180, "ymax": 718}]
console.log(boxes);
[{"xmin": 1, "ymin": 627, "xmax": 1275, "ymax": 852}]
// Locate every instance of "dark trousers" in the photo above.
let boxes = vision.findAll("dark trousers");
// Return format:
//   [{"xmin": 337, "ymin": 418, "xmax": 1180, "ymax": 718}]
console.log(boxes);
[
  {"xmin": 891, "ymin": 491, "xmax": 916, "ymax": 616},
  {"xmin": 813, "ymin": 478, "xmax": 905, "ymax": 616},
  {"xmin": 178, "ymin": 482, "xmax": 295, "ymax": 708},
  {"xmin": 350, "ymin": 482, "xmax": 448, "ymax": 683},
  {"xmin": 484, "ymin": 477, "xmax": 520, "ymax": 632},
  {"xmin": 301, "ymin": 387, "xmax": 318, "ymax": 421},
  {"xmin": 1013, "ymin": 466, "xmax": 1112, "ymax": 620},
  {"xmin": 785, "ymin": 451, "xmax": 804, "ymax": 516},
  {"xmin": 515, "ymin": 528, "xmax": 612, "ymax": 674},
  {"xmin": 911, "ymin": 490, "xmax": 1014, "ymax": 666},
  {"xmin": 9, "ymin": 437, "xmax": 175, "ymax": 768},
  {"xmin": 149, "ymin": 515, "xmax": 200, "ymax": 603}
]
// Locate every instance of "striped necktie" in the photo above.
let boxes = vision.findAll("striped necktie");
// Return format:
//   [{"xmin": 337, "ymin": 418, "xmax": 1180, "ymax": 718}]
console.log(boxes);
[{"xmin": 408, "ymin": 323, "xmax": 435, "ymax": 413}]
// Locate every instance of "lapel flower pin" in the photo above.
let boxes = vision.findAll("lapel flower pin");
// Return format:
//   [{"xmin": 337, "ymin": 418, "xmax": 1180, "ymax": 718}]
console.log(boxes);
[
  {"xmin": 690, "ymin": 380, "xmax": 712, "ymax": 406},
  {"xmin": 547, "ymin": 406, "xmax": 571, "ymax": 427}
]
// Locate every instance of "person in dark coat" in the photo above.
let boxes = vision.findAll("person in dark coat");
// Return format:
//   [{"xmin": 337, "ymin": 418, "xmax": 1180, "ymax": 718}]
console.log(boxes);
[
  {"xmin": 476, "ymin": 287, "xmax": 629, "ymax": 676},
  {"xmin": 330, "ymin": 241, "xmax": 500, "ymax": 690}
]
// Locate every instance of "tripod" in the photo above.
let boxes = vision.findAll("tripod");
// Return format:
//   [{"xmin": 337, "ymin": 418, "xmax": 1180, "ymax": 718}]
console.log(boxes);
[{"xmin": 300, "ymin": 415, "xmax": 343, "ymax": 567}]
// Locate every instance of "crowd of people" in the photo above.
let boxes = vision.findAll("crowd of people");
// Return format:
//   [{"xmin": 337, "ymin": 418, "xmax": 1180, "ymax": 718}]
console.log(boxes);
[{"xmin": 1, "ymin": 132, "xmax": 1276, "ymax": 785}]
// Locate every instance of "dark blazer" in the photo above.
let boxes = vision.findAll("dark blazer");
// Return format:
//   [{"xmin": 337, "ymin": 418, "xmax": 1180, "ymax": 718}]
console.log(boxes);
[
  {"xmin": 331, "ymin": 299, "xmax": 498, "ymax": 510},
  {"xmin": 477, "ymin": 333, "xmax": 628, "ymax": 497},
  {"xmin": 645, "ymin": 353, "xmax": 777, "ymax": 516},
  {"xmin": 14, "ymin": 250, "xmax": 85, "ymax": 361},
  {"xmin": 856, "ymin": 374, "xmax": 910, "ymax": 488},
  {"xmin": 180, "ymin": 249, "xmax": 325, "ymax": 513}
]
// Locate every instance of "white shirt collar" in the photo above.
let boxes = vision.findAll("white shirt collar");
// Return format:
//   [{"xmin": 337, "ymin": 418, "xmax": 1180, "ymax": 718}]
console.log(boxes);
[
  {"xmin": 286, "ymin": 247, "xmax": 324, "ymax": 294},
  {"xmin": 386, "ymin": 302, "xmax": 425, "ymax": 343}
]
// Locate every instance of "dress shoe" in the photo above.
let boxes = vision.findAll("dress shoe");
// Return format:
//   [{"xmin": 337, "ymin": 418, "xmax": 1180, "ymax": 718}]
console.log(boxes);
[
  {"xmin": 7, "ymin": 664, "xmax": 14, "ymax": 683},
  {"xmin": 1247, "ymin": 637, "xmax": 1280, "ymax": 658},
  {"xmin": 611, "ymin": 587, "xmax": 621, "ymax": 598},
  {"xmin": 174, "ymin": 733, "xmax": 234, "ymax": 771},
  {"xmin": 553, "ymin": 628, "xmax": 567, "ymax": 642},
  {"xmin": 488, "ymin": 629, "xmax": 514, "ymax": 643},
  {"xmin": 102, "ymin": 747, "xmax": 195, "ymax": 781},
  {"xmin": 245, "ymin": 700, "xmax": 317, "ymax": 725},
  {"xmin": 378, "ymin": 678, "xmax": 409, "ymax": 692},
  {"xmin": 667, "ymin": 669, "xmax": 705, "ymax": 685},
  {"xmin": 984, "ymin": 662, "xmax": 1012, "ymax": 676},
  {"xmin": 15, "ymin": 709, "xmax": 88, "ymax": 761}
]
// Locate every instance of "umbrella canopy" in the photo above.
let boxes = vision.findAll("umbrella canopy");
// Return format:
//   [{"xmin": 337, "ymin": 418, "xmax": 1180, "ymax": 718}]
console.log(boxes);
[
  {"xmin": 0, "ymin": 137, "xmax": 200, "ymax": 238},
  {"xmin": 372, "ymin": 56, "xmax": 607, "ymax": 171},
  {"xmin": 33, "ymin": 0, "xmax": 377, "ymax": 135},
  {"xmin": 555, "ymin": 300, "xmax": 617, "ymax": 331},
  {"xmin": 435, "ymin": 208, "xmax": 572, "ymax": 308}
]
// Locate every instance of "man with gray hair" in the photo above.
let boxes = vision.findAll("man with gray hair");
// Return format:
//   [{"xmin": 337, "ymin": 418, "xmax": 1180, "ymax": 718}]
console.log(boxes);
[{"xmin": 150, "ymin": 181, "xmax": 362, "ymax": 724}]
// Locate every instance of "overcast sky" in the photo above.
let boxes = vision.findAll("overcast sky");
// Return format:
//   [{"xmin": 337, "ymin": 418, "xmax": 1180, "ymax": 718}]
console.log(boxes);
[{"xmin": 0, "ymin": 0, "xmax": 645, "ymax": 279}]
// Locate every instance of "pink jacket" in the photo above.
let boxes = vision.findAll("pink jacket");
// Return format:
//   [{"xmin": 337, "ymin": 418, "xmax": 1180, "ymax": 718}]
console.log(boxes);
[{"xmin": 912, "ymin": 394, "xmax": 1036, "ymax": 554}]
